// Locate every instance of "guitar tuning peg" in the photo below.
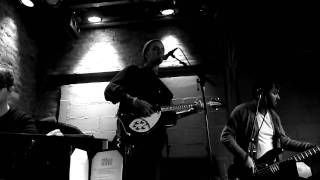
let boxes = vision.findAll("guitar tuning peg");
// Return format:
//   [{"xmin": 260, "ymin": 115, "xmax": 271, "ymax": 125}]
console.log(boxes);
[
  {"xmin": 206, "ymin": 97, "xmax": 223, "ymax": 110},
  {"xmin": 210, "ymin": 97, "xmax": 221, "ymax": 102}
]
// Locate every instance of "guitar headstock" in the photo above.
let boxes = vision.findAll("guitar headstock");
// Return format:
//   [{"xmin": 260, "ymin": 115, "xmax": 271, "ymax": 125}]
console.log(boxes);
[
  {"xmin": 193, "ymin": 97, "xmax": 223, "ymax": 110},
  {"xmin": 206, "ymin": 97, "xmax": 223, "ymax": 108}
]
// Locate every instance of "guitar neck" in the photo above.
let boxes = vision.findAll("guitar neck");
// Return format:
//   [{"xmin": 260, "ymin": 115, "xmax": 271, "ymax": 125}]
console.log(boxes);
[
  {"xmin": 159, "ymin": 99, "xmax": 222, "ymax": 112},
  {"xmin": 161, "ymin": 103, "xmax": 196, "ymax": 112},
  {"xmin": 289, "ymin": 145, "xmax": 320, "ymax": 162},
  {"xmin": 256, "ymin": 146, "xmax": 320, "ymax": 177}
]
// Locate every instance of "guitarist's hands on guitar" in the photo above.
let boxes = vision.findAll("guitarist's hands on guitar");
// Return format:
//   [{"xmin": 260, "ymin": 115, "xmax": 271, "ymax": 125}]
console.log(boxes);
[
  {"xmin": 132, "ymin": 97, "xmax": 155, "ymax": 117},
  {"xmin": 245, "ymin": 155, "xmax": 256, "ymax": 175}
]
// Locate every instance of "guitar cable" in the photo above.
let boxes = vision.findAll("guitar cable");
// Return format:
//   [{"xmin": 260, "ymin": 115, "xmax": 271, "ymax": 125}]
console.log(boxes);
[{"xmin": 118, "ymin": 117, "xmax": 131, "ymax": 137}]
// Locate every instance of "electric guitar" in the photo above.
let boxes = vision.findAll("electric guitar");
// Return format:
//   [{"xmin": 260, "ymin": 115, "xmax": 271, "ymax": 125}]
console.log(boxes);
[
  {"xmin": 117, "ymin": 99, "xmax": 222, "ymax": 137},
  {"xmin": 228, "ymin": 145, "xmax": 320, "ymax": 179}
]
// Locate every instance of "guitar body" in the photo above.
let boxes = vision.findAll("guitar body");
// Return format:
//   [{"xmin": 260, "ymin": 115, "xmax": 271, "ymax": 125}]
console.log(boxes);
[
  {"xmin": 228, "ymin": 148, "xmax": 283, "ymax": 180},
  {"xmin": 117, "ymin": 111, "xmax": 177, "ymax": 139},
  {"xmin": 118, "ymin": 112, "xmax": 163, "ymax": 137},
  {"xmin": 228, "ymin": 145, "xmax": 320, "ymax": 179},
  {"xmin": 117, "ymin": 99, "xmax": 222, "ymax": 139}
]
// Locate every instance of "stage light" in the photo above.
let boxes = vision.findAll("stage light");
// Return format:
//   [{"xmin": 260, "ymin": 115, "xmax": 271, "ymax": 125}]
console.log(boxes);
[
  {"xmin": 45, "ymin": 0, "xmax": 61, "ymax": 7},
  {"xmin": 88, "ymin": 16, "xmax": 102, "ymax": 23},
  {"xmin": 161, "ymin": 9, "xmax": 175, "ymax": 16},
  {"xmin": 20, "ymin": 0, "xmax": 34, "ymax": 7}
]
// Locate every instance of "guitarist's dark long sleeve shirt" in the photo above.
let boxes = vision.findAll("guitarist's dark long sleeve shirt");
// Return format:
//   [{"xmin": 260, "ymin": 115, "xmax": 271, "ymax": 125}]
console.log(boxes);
[
  {"xmin": 0, "ymin": 107, "xmax": 38, "ymax": 179},
  {"xmin": 104, "ymin": 65, "xmax": 175, "ymax": 146},
  {"xmin": 105, "ymin": 65, "xmax": 173, "ymax": 114}
]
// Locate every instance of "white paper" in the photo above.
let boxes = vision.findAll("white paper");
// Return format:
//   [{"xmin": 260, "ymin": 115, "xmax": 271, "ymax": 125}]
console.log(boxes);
[
  {"xmin": 69, "ymin": 148, "xmax": 89, "ymax": 180},
  {"xmin": 90, "ymin": 150, "xmax": 123, "ymax": 180}
]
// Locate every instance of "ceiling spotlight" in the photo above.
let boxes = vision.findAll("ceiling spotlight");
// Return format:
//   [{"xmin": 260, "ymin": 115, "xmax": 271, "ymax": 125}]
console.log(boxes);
[
  {"xmin": 45, "ymin": 0, "xmax": 61, "ymax": 7},
  {"xmin": 20, "ymin": 0, "xmax": 34, "ymax": 7},
  {"xmin": 161, "ymin": 9, "xmax": 175, "ymax": 16},
  {"xmin": 88, "ymin": 16, "xmax": 102, "ymax": 23}
]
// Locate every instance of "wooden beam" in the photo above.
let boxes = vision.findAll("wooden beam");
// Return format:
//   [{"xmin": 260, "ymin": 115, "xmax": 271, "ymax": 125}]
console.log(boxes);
[{"xmin": 46, "ymin": 65, "xmax": 207, "ymax": 86}]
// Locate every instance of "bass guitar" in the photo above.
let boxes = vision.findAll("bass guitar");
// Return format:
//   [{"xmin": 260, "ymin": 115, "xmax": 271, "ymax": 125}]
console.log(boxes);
[
  {"xmin": 117, "ymin": 99, "xmax": 222, "ymax": 137},
  {"xmin": 228, "ymin": 145, "xmax": 320, "ymax": 179}
]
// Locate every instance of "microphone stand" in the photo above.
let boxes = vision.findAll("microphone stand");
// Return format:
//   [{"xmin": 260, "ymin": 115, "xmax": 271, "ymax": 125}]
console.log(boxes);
[{"xmin": 171, "ymin": 55, "xmax": 218, "ymax": 180}]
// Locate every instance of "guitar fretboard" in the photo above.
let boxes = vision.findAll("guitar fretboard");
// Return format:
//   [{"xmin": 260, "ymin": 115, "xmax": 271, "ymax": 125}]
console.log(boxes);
[
  {"xmin": 161, "ymin": 103, "xmax": 196, "ymax": 112},
  {"xmin": 256, "ymin": 146, "xmax": 320, "ymax": 176},
  {"xmin": 289, "ymin": 145, "xmax": 320, "ymax": 162}
]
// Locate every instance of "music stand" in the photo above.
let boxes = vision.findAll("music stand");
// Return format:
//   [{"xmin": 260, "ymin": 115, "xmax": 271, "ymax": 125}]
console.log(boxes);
[{"xmin": 0, "ymin": 132, "xmax": 108, "ymax": 180}]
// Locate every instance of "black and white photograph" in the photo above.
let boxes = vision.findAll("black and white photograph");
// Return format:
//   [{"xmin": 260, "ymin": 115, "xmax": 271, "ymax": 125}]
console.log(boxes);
[{"xmin": 0, "ymin": 0, "xmax": 319, "ymax": 179}]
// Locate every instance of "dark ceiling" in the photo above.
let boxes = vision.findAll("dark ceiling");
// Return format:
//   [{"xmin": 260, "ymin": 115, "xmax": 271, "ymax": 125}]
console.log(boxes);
[
  {"xmin": 66, "ymin": 0, "xmax": 212, "ymax": 26},
  {"xmin": 23, "ymin": 0, "xmax": 218, "ymax": 30},
  {"xmin": 16, "ymin": 0, "xmax": 318, "ymax": 58},
  {"xmin": 20, "ymin": 0, "xmax": 318, "ymax": 33},
  {"xmin": 14, "ymin": 0, "xmax": 318, "ymax": 78}
]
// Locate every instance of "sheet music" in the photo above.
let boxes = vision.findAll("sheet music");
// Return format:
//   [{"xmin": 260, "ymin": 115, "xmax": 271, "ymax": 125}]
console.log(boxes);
[{"xmin": 90, "ymin": 150, "xmax": 123, "ymax": 180}]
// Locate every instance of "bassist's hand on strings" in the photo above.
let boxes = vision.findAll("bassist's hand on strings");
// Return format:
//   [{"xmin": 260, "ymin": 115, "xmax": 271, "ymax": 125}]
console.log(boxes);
[
  {"xmin": 245, "ymin": 155, "xmax": 256, "ymax": 175},
  {"xmin": 132, "ymin": 97, "xmax": 155, "ymax": 117}
]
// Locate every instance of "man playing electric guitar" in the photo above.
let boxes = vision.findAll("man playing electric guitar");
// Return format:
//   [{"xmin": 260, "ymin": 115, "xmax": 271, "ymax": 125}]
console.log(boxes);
[
  {"xmin": 220, "ymin": 75, "xmax": 320, "ymax": 180},
  {"xmin": 104, "ymin": 39, "xmax": 202, "ymax": 180}
]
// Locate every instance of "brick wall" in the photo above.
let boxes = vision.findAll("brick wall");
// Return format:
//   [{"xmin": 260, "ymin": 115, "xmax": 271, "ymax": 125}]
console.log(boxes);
[{"xmin": 0, "ymin": 0, "xmax": 38, "ymax": 115}]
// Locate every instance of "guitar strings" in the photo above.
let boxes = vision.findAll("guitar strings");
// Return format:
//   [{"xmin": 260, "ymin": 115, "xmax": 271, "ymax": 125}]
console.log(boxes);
[
  {"xmin": 255, "ymin": 146, "xmax": 320, "ymax": 177},
  {"xmin": 255, "ymin": 161, "xmax": 281, "ymax": 176}
]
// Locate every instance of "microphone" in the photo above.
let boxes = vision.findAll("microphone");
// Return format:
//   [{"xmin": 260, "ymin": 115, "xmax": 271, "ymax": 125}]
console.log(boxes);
[
  {"xmin": 162, "ymin": 48, "xmax": 178, "ymax": 60},
  {"xmin": 257, "ymin": 88, "xmax": 264, "ymax": 99}
]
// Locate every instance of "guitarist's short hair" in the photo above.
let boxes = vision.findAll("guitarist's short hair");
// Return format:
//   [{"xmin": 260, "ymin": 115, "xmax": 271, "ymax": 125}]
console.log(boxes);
[
  {"xmin": 0, "ymin": 65, "xmax": 14, "ymax": 89},
  {"xmin": 252, "ymin": 74, "xmax": 280, "ymax": 99}
]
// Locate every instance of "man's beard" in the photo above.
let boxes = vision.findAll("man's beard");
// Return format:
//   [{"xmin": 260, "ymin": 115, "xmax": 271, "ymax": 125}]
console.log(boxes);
[{"xmin": 153, "ymin": 58, "xmax": 163, "ymax": 66}]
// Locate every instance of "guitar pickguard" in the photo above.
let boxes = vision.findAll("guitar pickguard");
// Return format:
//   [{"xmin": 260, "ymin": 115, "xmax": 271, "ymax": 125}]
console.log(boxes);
[{"xmin": 128, "ymin": 112, "xmax": 161, "ymax": 133}]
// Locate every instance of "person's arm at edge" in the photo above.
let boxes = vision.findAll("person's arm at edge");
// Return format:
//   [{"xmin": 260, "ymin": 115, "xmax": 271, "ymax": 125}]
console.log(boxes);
[{"xmin": 220, "ymin": 107, "xmax": 248, "ymax": 162}]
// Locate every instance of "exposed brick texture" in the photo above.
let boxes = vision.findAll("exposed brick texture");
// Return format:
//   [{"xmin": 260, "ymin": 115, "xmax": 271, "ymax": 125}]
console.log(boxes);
[{"xmin": 0, "ymin": 0, "xmax": 38, "ymax": 115}]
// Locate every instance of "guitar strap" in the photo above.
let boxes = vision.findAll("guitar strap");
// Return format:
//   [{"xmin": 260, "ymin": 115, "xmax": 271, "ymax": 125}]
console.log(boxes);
[
  {"xmin": 248, "ymin": 119, "xmax": 257, "ymax": 160},
  {"xmin": 114, "ymin": 116, "xmax": 142, "ymax": 158},
  {"xmin": 248, "ymin": 98, "xmax": 268, "ymax": 160},
  {"xmin": 111, "ymin": 118, "xmax": 129, "ymax": 157}
]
